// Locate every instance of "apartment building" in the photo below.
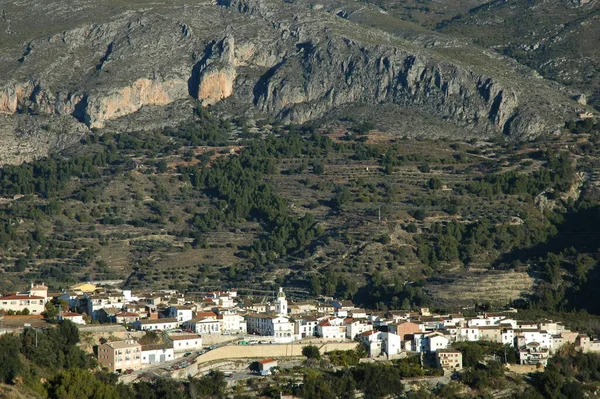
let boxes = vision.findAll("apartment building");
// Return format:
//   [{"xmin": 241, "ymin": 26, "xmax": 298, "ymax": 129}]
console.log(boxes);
[{"xmin": 97, "ymin": 340, "xmax": 142, "ymax": 372}]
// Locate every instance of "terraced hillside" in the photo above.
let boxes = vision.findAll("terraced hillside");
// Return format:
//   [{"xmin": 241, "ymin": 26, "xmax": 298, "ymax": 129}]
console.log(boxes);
[{"xmin": 2, "ymin": 106, "xmax": 599, "ymax": 310}]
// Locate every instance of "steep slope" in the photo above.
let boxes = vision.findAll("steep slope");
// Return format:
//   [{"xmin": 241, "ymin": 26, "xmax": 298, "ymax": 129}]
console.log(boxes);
[{"xmin": 0, "ymin": 0, "xmax": 588, "ymax": 164}]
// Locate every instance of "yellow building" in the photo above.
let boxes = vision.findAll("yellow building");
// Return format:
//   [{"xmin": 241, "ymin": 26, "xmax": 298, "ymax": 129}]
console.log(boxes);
[{"xmin": 70, "ymin": 283, "xmax": 98, "ymax": 293}]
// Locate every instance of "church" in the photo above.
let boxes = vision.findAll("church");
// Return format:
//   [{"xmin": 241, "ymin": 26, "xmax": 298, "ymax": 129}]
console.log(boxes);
[{"xmin": 245, "ymin": 287, "xmax": 294, "ymax": 343}]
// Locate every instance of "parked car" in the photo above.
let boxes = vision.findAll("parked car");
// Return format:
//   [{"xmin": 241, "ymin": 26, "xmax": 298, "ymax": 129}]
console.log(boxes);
[
  {"xmin": 183, "ymin": 352, "xmax": 192, "ymax": 357},
  {"xmin": 124, "ymin": 369, "xmax": 134, "ymax": 374}
]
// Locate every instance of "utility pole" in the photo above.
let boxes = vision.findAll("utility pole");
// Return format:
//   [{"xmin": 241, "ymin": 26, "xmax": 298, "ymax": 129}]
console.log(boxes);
[{"xmin": 378, "ymin": 206, "xmax": 381, "ymax": 221}]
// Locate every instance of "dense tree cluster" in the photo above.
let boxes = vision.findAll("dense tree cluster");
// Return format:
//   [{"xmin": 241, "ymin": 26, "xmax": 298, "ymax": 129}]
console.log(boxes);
[
  {"xmin": 465, "ymin": 151, "xmax": 574, "ymax": 198},
  {"xmin": 414, "ymin": 217, "xmax": 556, "ymax": 269}
]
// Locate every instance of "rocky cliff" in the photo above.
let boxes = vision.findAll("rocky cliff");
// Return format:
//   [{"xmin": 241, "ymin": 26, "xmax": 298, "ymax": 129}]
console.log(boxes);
[{"xmin": 0, "ymin": 0, "xmax": 589, "ymax": 164}]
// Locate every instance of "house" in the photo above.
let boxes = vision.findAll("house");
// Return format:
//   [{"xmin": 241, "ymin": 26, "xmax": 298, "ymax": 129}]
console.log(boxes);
[
  {"xmin": 515, "ymin": 330, "xmax": 552, "ymax": 349},
  {"xmin": 350, "ymin": 309, "xmax": 368, "ymax": 319},
  {"xmin": 165, "ymin": 306, "xmax": 194, "ymax": 323},
  {"xmin": 576, "ymin": 335, "xmax": 600, "ymax": 353},
  {"xmin": 330, "ymin": 300, "xmax": 354, "ymax": 312},
  {"xmin": 168, "ymin": 334, "xmax": 203, "ymax": 353},
  {"xmin": 414, "ymin": 332, "xmax": 450, "ymax": 353},
  {"xmin": 98, "ymin": 307, "xmax": 122, "ymax": 323},
  {"xmin": 420, "ymin": 316, "xmax": 445, "ymax": 331},
  {"xmin": 0, "ymin": 294, "xmax": 46, "ymax": 314},
  {"xmin": 478, "ymin": 326, "xmax": 502, "ymax": 343},
  {"xmin": 519, "ymin": 342, "xmax": 549, "ymax": 367},
  {"xmin": 361, "ymin": 330, "xmax": 382, "ymax": 357},
  {"xmin": 57, "ymin": 312, "xmax": 85, "ymax": 324},
  {"xmin": 388, "ymin": 321, "xmax": 422, "ymax": 341},
  {"xmin": 124, "ymin": 303, "xmax": 151, "ymax": 319},
  {"xmin": 258, "ymin": 358, "xmax": 278, "ymax": 375},
  {"xmin": 97, "ymin": 340, "xmax": 142, "ymax": 372},
  {"xmin": 550, "ymin": 331, "xmax": 578, "ymax": 353},
  {"xmin": 184, "ymin": 312, "xmax": 220, "ymax": 334},
  {"xmin": 316, "ymin": 317, "xmax": 346, "ymax": 340},
  {"xmin": 436, "ymin": 349, "xmax": 463, "ymax": 371},
  {"xmin": 57, "ymin": 292, "xmax": 81, "ymax": 309},
  {"xmin": 134, "ymin": 318, "xmax": 179, "ymax": 331},
  {"xmin": 380, "ymin": 332, "xmax": 402, "ymax": 357},
  {"xmin": 502, "ymin": 328, "xmax": 516, "ymax": 346},
  {"xmin": 293, "ymin": 316, "xmax": 320, "ymax": 339},
  {"xmin": 115, "ymin": 312, "xmax": 140, "ymax": 324},
  {"xmin": 289, "ymin": 302, "xmax": 316, "ymax": 314},
  {"xmin": 70, "ymin": 282, "xmax": 98, "ymax": 294},
  {"xmin": 217, "ymin": 295, "xmax": 235, "ymax": 309},
  {"xmin": 141, "ymin": 344, "xmax": 175, "ymax": 364},
  {"xmin": 84, "ymin": 294, "xmax": 119, "ymax": 320},
  {"xmin": 455, "ymin": 327, "xmax": 480, "ymax": 342},
  {"xmin": 246, "ymin": 303, "xmax": 268, "ymax": 313},
  {"xmin": 218, "ymin": 312, "xmax": 247, "ymax": 334},
  {"xmin": 316, "ymin": 303, "xmax": 335, "ymax": 314},
  {"xmin": 345, "ymin": 318, "xmax": 373, "ymax": 340},
  {"xmin": 467, "ymin": 315, "xmax": 506, "ymax": 328}
]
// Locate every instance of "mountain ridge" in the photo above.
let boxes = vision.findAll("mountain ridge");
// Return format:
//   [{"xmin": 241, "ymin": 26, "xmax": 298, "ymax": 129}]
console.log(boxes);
[{"xmin": 0, "ymin": 0, "xmax": 591, "ymax": 164}]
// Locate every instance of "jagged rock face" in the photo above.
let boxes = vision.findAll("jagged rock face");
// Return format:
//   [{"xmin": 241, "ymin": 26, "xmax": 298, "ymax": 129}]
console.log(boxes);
[
  {"xmin": 0, "ymin": 0, "xmax": 587, "ymax": 163},
  {"xmin": 254, "ymin": 40, "xmax": 522, "ymax": 135},
  {"xmin": 195, "ymin": 36, "xmax": 237, "ymax": 106},
  {"xmin": 84, "ymin": 78, "xmax": 188, "ymax": 128}
]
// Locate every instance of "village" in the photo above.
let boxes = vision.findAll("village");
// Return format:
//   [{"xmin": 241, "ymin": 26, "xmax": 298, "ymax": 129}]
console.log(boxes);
[{"xmin": 2, "ymin": 282, "xmax": 600, "ymax": 380}]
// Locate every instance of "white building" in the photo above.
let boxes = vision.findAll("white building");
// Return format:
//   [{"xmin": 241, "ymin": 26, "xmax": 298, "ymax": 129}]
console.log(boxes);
[
  {"xmin": 57, "ymin": 312, "xmax": 86, "ymax": 324},
  {"xmin": 246, "ymin": 288, "xmax": 293, "ymax": 342},
  {"xmin": 515, "ymin": 330, "xmax": 552, "ymax": 349},
  {"xmin": 380, "ymin": 332, "xmax": 402, "ymax": 357},
  {"xmin": 316, "ymin": 317, "xmax": 346, "ymax": 340},
  {"xmin": 168, "ymin": 334, "xmax": 203, "ymax": 353},
  {"xmin": 345, "ymin": 319, "xmax": 373, "ymax": 340},
  {"xmin": 166, "ymin": 306, "xmax": 194, "ymax": 323},
  {"xmin": 414, "ymin": 332, "xmax": 450, "ymax": 353},
  {"xmin": 0, "ymin": 294, "xmax": 46, "ymax": 314},
  {"xmin": 184, "ymin": 311, "xmax": 220, "ymax": 334},
  {"xmin": 361, "ymin": 330, "xmax": 382, "ymax": 357},
  {"xmin": 467, "ymin": 315, "xmax": 506, "ymax": 328},
  {"xmin": 0, "ymin": 283, "xmax": 49, "ymax": 315},
  {"xmin": 186, "ymin": 317, "xmax": 221, "ymax": 334},
  {"xmin": 134, "ymin": 318, "xmax": 179, "ymax": 331},
  {"xmin": 141, "ymin": 344, "xmax": 175, "ymax": 364},
  {"xmin": 293, "ymin": 317, "xmax": 319, "ymax": 339},
  {"xmin": 219, "ymin": 313, "xmax": 247, "ymax": 334},
  {"xmin": 455, "ymin": 327, "xmax": 480, "ymax": 342},
  {"xmin": 519, "ymin": 342, "xmax": 549, "ymax": 366}
]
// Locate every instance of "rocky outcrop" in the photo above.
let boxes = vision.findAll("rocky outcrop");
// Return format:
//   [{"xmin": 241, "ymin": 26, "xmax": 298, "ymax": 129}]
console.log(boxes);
[
  {"xmin": 84, "ymin": 78, "xmax": 188, "ymax": 128},
  {"xmin": 0, "ymin": 82, "xmax": 34, "ymax": 114},
  {"xmin": 193, "ymin": 36, "xmax": 237, "ymax": 107},
  {"xmin": 253, "ymin": 40, "xmax": 524, "ymax": 135}
]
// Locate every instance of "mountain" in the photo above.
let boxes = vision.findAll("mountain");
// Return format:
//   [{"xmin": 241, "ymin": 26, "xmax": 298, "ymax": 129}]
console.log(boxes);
[
  {"xmin": 0, "ymin": 0, "xmax": 592, "ymax": 164},
  {"xmin": 436, "ymin": 0, "xmax": 600, "ymax": 107}
]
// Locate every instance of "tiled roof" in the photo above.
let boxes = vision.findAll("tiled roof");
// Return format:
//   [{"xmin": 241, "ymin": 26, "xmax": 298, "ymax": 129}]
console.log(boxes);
[{"xmin": 1, "ymin": 294, "xmax": 45, "ymax": 300}]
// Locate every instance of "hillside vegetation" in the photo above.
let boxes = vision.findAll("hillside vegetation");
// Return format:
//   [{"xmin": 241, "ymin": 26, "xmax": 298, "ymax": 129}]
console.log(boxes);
[{"xmin": 1, "ymin": 105, "xmax": 600, "ymax": 313}]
